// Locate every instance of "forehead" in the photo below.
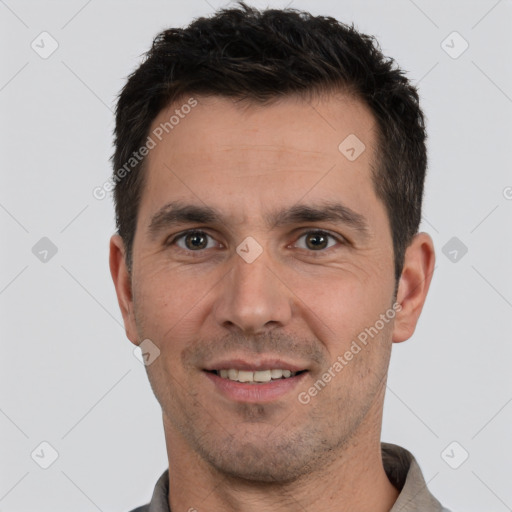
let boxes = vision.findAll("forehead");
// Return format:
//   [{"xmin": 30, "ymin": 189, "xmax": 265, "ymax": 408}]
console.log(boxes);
[
  {"xmin": 148, "ymin": 92, "xmax": 375, "ymax": 164},
  {"xmin": 138, "ymin": 92, "xmax": 380, "ymax": 226}
]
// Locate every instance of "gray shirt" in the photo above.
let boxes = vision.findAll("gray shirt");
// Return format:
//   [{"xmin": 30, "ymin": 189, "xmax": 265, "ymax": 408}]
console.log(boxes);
[{"xmin": 129, "ymin": 443, "xmax": 451, "ymax": 512}]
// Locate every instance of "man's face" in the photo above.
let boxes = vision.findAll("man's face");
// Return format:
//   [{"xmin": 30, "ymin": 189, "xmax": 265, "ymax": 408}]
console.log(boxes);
[{"xmin": 119, "ymin": 93, "xmax": 399, "ymax": 481}]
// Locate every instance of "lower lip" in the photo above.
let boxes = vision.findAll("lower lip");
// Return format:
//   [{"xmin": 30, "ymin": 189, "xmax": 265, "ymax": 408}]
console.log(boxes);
[{"xmin": 204, "ymin": 371, "xmax": 307, "ymax": 403}]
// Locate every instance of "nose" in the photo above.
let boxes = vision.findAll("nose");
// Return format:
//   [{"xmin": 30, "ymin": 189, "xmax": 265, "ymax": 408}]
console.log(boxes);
[{"xmin": 213, "ymin": 246, "xmax": 293, "ymax": 335}]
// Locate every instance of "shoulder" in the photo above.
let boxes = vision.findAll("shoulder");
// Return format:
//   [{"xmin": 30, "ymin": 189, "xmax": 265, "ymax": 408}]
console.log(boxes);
[
  {"xmin": 126, "ymin": 469, "xmax": 169, "ymax": 512},
  {"xmin": 127, "ymin": 506, "xmax": 149, "ymax": 512}
]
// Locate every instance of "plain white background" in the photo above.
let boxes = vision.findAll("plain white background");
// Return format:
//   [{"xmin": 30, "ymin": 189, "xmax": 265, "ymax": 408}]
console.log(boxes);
[{"xmin": 1, "ymin": 0, "xmax": 511, "ymax": 511}]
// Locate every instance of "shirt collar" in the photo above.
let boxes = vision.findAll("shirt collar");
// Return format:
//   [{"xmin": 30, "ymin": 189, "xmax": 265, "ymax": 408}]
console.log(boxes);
[{"xmin": 382, "ymin": 443, "xmax": 448, "ymax": 512}]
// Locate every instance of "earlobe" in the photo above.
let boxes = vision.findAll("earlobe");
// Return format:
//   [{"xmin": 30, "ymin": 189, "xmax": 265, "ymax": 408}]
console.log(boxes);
[
  {"xmin": 392, "ymin": 232, "xmax": 435, "ymax": 343},
  {"xmin": 109, "ymin": 234, "xmax": 139, "ymax": 344}
]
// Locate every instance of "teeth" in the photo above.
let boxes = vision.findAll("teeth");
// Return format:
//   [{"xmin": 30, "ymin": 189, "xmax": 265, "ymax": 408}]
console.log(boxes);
[
  {"xmin": 271, "ymin": 369, "xmax": 283, "ymax": 379},
  {"xmin": 254, "ymin": 370, "xmax": 271, "ymax": 382},
  {"xmin": 215, "ymin": 369, "xmax": 298, "ymax": 383},
  {"xmin": 237, "ymin": 370, "xmax": 254, "ymax": 383},
  {"xmin": 227, "ymin": 369, "xmax": 238, "ymax": 380}
]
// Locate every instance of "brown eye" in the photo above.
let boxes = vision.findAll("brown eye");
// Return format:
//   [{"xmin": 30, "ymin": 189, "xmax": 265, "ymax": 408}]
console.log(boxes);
[
  {"xmin": 305, "ymin": 232, "xmax": 328, "ymax": 250},
  {"xmin": 294, "ymin": 230, "xmax": 340, "ymax": 251},
  {"xmin": 175, "ymin": 230, "xmax": 214, "ymax": 251},
  {"xmin": 185, "ymin": 232, "xmax": 208, "ymax": 249}
]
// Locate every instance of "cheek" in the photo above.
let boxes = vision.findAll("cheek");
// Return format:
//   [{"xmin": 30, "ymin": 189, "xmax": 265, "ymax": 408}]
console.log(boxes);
[
  {"xmin": 132, "ymin": 262, "xmax": 220, "ymax": 350},
  {"xmin": 136, "ymin": 260, "xmax": 199, "ymax": 310},
  {"xmin": 294, "ymin": 268, "xmax": 392, "ymax": 346}
]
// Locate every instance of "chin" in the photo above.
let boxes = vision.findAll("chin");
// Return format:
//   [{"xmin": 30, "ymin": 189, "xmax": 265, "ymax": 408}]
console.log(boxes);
[
  {"xmin": 194, "ymin": 428, "xmax": 329, "ymax": 484},
  {"xmin": 205, "ymin": 449, "xmax": 308, "ymax": 483}
]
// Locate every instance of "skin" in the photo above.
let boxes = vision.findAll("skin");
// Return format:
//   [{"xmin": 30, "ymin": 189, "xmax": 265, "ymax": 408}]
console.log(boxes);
[{"xmin": 110, "ymin": 92, "xmax": 435, "ymax": 512}]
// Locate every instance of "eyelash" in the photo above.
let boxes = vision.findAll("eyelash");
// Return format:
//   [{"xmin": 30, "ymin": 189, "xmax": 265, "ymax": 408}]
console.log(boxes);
[{"xmin": 167, "ymin": 229, "xmax": 345, "ymax": 256}]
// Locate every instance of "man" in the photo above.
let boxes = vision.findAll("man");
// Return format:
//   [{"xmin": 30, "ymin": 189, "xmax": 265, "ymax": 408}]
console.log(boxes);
[{"xmin": 109, "ymin": 2, "xmax": 448, "ymax": 511}]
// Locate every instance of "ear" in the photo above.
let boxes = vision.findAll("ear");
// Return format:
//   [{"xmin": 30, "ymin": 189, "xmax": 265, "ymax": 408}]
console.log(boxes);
[
  {"xmin": 109, "ymin": 234, "xmax": 139, "ymax": 345},
  {"xmin": 392, "ymin": 232, "xmax": 435, "ymax": 343}
]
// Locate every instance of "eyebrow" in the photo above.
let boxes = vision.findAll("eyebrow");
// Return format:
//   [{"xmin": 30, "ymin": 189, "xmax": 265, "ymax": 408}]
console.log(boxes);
[{"xmin": 147, "ymin": 200, "xmax": 370, "ymax": 240}]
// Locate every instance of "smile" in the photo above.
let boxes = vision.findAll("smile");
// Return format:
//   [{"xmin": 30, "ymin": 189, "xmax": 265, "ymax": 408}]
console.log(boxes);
[
  {"xmin": 213, "ymin": 368, "xmax": 302, "ymax": 383},
  {"xmin": 204, "ymin": 368, "xmax": 308, "ymax": 403}
]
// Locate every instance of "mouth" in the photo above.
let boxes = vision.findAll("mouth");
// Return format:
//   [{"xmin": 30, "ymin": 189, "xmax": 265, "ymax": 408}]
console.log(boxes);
[
  {"xmin": 206, "ymin": 368, "xmax": 307, "ymax": 384},
  {"xmin": 202, "ymin": 360, "xmax": 309, "ymax": 403}
]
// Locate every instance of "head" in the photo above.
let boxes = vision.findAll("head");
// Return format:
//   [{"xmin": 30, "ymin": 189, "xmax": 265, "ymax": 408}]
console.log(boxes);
[{"xmin": 110, "ymin": 2, "xmax": 434, "ymax": 483}]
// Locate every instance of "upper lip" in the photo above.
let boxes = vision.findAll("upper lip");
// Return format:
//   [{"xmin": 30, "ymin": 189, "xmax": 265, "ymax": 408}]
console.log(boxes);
[{"xmin": 203, "ymin": 358, "xmax": 308, "ymax": 372}]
